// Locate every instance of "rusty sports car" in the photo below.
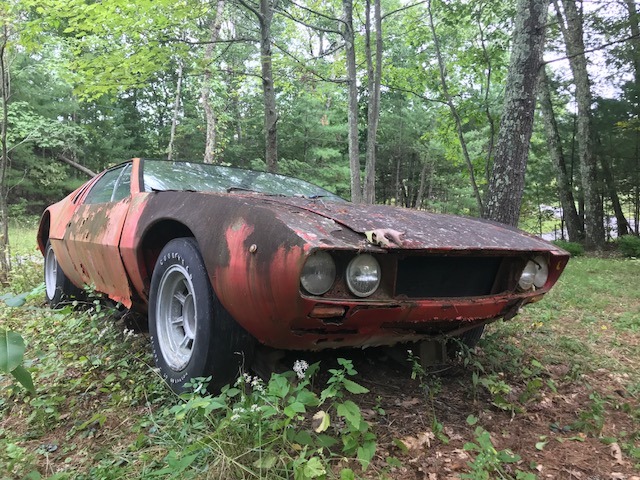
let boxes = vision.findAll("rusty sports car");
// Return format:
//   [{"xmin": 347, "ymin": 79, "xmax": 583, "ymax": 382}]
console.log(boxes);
[{"xmin": 38, "ymin": 158, "xmax": 569, "ymax": 391}]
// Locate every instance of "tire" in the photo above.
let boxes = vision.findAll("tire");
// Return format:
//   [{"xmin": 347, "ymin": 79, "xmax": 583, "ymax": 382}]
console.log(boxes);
[
  {"xmin": 149, "ymin": 238, "xmax": 254, "ymax": 393},
  {"xmin": 44, "ymin": 241, "xmax": 82, "ymax": 308}
]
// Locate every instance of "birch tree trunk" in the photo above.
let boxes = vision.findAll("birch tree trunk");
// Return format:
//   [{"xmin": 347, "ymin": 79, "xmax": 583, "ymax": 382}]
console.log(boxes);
[
  {"xmin": 167, "ymin": 63, "xmax": 183, "ymax": 162},
  {"xmin": 342, "ymin": 0, "xmax": 362, "ymax": 203},
  {"xmin": 538, "ymin": 68, "xmax": 584, "ymax": 241},
  {"xmin": 201, "ymin": 0, "xmax": 225, "ymax": 165},
  {"xmin": 484, "ymin": 0, "xmax": 548, "ymax": 226},
  {"xmin": 555, "ymin": 0, "xmax": 605, "ymax": 249},
  {"xmin": 0, "ymin": 22, "xmax": 11, "ymax": 283},
  {"xmin": 363, "ymin": 0, "xmax": 382, "ymax": 204}
]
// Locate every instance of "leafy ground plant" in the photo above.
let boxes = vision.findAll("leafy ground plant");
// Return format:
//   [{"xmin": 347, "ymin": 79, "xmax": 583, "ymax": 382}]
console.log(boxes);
[{"xmin": 2, "ymin": 228, "xmax": 640, "ymax": 479}]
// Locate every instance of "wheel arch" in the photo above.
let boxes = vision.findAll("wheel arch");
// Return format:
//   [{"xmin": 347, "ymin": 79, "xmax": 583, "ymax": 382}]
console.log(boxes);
[
  {"xmin": 135, "ymin": 219, "xmax": 197, "ymax": 300},
  {"xmin": 37, "ymin": 210, "xmax": 51, "ymax": 255}
]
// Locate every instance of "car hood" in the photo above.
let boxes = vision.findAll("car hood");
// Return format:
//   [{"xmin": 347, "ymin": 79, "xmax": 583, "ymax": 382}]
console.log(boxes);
[{"xmin": 261, "ymin": 196, "xmax": 563, "ymax": 253}]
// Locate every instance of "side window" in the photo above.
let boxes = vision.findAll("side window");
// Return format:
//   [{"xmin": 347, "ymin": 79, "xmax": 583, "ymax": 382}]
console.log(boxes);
[
  {"xmin": 84, "ymin": 165, "xmax": 131, "ymax": 204},
  {"xmin": 112, "ymin": 164, "xmax": 132, "ymax": 202}
]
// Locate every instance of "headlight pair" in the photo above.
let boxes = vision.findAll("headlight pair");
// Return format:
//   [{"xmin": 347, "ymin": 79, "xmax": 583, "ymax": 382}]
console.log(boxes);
[
  {"xmin": 300, "ymin": 252, "xmax": 381, "ymax": 298},
  {"xmin": 518, "ymin": 255, "xmax": 549, "ymax": 290}
]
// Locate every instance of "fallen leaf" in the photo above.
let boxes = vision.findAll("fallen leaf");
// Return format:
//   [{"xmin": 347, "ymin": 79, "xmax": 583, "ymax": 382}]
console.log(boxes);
[
  {"xmin": 610, "ymin": 443, "xmax": 623, "ymax": 465},
  {"xmin": 400, "ymin": 431, "xmax": 434, "ymax": 451},
  {"xmin": 365, "ymin": 228, "xmax": 405, "ymax": 248}
]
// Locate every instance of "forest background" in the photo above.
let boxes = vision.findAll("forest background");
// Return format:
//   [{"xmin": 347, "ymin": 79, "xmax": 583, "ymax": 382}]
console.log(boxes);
[{"xmin": 1, "ymin": 0, "xmax": 640, "ymax": 270}]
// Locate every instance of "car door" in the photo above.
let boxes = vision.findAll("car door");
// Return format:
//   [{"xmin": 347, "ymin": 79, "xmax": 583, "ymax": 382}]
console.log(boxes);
[{"xmin": 64, "ymin": 163, "xmax": 134, "ymax": 305}]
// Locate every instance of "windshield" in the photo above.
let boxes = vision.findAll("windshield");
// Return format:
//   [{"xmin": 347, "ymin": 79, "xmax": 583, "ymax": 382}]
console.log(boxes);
[{"xmin": 143, "ymin": 160, "xmax": 344, "ymax": 201}]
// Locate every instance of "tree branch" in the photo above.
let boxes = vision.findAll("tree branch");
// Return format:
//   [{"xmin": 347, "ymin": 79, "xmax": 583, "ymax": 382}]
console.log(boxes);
[
  {"xmin": 543, "ymin": 32, "xmax": 640, "ymax": 65},
  {"xmin": 381, "ymin": 0, "xmax": 428, "ymax": 20},
  {"xmin": 277, "ymin": 8, "xmax": 343, "ymax": 36},
  {"xmin": 273, "ymin": 42, "xmax": 348, "ymax": 83},
  {"xmin": 58, "ymin": 155, "xmax": 96, "ymax": 177},
  {"xmin": 160, "ymin": 36, "xmax": 259, "ymax": 45}
]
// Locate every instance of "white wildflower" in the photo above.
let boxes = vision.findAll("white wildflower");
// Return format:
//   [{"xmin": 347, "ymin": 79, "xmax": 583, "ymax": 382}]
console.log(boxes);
[{"xmin": 293, "ymin": 359, "xmax": 309, "ymax": 380}]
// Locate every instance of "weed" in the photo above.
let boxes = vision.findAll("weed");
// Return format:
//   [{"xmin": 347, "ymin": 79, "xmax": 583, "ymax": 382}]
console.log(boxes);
[
  {"xmin": 462, "ymin": 416, "xmax": 534, "ymax": 480},
  {"xmin": 571, "ymin": 392, "xmax": 606, "ymax": 436}
]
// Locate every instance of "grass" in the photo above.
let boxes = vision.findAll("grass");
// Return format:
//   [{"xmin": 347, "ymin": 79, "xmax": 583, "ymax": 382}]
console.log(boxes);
[{"xmin": 1, "ymin": 226, "xmax": 639, "ymax": 479}]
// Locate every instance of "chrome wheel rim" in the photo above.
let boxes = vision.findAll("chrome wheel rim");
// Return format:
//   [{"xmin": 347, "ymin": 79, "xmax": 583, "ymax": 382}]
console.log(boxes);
[
  {"xmin": 156, "ymin": 264, "xmax": 197, "ymax": 371},
  {"xmin": 44, "ymin": 244, "xmax": 58, "ymax": 300}
]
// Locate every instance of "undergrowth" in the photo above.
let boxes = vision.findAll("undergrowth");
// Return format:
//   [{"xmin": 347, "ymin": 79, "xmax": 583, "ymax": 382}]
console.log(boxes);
[{"xmin": 2, "ymin": 229, "xmax": 639, "ymax": 478}]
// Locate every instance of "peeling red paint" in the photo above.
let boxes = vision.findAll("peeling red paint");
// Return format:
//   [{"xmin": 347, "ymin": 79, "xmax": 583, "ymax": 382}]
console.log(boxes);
[{"xmin": 40, "ymin": 158, "xmax": 570, "ymax": 352}]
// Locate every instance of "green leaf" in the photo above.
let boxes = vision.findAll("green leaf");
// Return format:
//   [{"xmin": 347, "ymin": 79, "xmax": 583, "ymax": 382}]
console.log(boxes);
[
  {"xmin": 11, "ymin": 365, "xmax": 35, "ymax": 393},
  {"xmin": 340, "ymin": 468, "xmax": 355, "ymax": 480},
  {"xmin": 342, "ymin": 378, "xmax": 369, "ymax": 395},
  {"xmin": 337, "ymin": 400, "xmax": 363, "ymax": 430},
  {"xmin": 357, "ymin": 440, "xmax": 376, "ymax": 470},
  {"xmin": 302, "ymin": 457, "xmax": 326, "ymax": 478},
  {"xmin": 2, "ymin": 293, "xmax": 28, "ymax": 307},
  {"xmin": 0, "ymin": 330, "xmax": 26, "ymax": 374},
  {"xmin": 466, "ymin": 414, "xmax": 478, "ymax": 426}
]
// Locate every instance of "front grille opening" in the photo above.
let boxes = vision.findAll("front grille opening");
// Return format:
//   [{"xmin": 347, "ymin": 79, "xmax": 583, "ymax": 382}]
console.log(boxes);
[{"xmin": 395, "ymin": 256, "xmax": 512, "ymax": 298}]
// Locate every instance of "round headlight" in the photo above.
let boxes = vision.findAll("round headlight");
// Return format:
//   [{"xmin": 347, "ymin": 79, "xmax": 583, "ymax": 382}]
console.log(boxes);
[
  {"xmin": 346, "ymin": 254, "xmax": 381, "ymax": 298},
  {"xmin": 518, "ymin": 256, "xmax": 549, "ymax": 291},
  {"xmin": 532, "ymin": 255, "xmax": 549, "ymax": 288},
  {"xmin": 300, "ymin": 251, "xmax": 336, "ymax": 295},
  {"xmin": 518, "ymin": 260, "xmax": 537, "ymax": 291}
]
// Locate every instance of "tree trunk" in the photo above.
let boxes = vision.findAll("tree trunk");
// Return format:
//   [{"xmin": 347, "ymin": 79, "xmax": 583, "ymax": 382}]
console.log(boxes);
[
  {"xmin": 167, "ymin": 63, "xmax": 183, "ymax": 161},
  {"xmin": 260, "ymin": 0, "xmax": 278, "ymax": 173},
  {"xmin": 363, "ymin": 0, "xmax": 382, "ymax": 204},
  {"xmin": 414, "ymin": 161, "xmax": 429, "ymax": 210},
  {"xmin": 0, "ymin": 23, "xmax": 11, "ymax": 283},
  {"xmin": 484, "ymin": 0, "xmax": 548, "ymax": 226},
  {"xmin": 427, "ymin": 0, "xmax": 483, "ymax": 214},
  {"xmin": 201, "ymin": 0, "xmax": 226, "ymax": 164},
  {"xmin": 342, "ymin": 0, "xmax": 362, "ymax": 203},
  {"xmin": 538, "ymin": 68, "xmax": 583, "ymax": 241},
  {"xmin": 599, "ymin": 151, "xmax": 630, "ymax": 236},
  {"xmin": 555, "ymin": 0, "xmax": 605, "ymax": 249}
]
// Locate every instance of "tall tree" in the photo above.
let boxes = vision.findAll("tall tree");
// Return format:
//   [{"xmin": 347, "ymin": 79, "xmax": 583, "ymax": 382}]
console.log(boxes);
[
  {"xmin": 484, "ymin": 0, "xmax": 548, "ymax": 226},
  {"xmin": 427, "ymin": 0, "xmax": 484, "ymax": 214},
  {"xmin": 237, "ymin": 0, "xmax": 279, "ymax": 173},
  {"xmin": 342, "ymin": 0, "xmax": 362, "ymax": 203},
  {"xmin": 554, "ymin": 0, "xmax": 605, "ymax": 249},
  {"xmin": 538, "ymin": 67, "xmax": 583, "ymax": 241},
  {"xmin": 363, "ymin": 0, "xmax": 382, "ymax": 204},
  {"xmin": 0, "ymin": 12, "xmax": 11, "ymax": 282},
  {"xmin": 201, "ymin": 0, "xmax": 226, "ymax": 164}
]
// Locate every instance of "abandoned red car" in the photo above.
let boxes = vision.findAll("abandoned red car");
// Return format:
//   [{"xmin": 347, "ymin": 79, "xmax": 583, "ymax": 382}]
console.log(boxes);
[{"xmin": 38, "ymin": 158, "xmax": 569, "ymax": 391}]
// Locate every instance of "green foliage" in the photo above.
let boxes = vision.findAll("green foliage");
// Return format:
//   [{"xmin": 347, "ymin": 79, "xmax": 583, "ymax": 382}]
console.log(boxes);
[
  {"xmin": 552, "ymin": 240, "xmax": 585, "ymax": 257},
  {"xmin": 0, "ymin": 329, "xmax": 34, "ymax": 393},
  {"xmin": 617, "ymin": 235, "xmax": 640, "ymax": 258},
  {"xmin": 461, "ymin": 420, "xmax": 534, "ymax": 480}
]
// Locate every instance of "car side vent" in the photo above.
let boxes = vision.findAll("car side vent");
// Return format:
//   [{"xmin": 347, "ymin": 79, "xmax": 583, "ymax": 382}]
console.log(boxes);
[{"xmin": 395, "ymin": 256, "xmax": 509, "ymax": 298}]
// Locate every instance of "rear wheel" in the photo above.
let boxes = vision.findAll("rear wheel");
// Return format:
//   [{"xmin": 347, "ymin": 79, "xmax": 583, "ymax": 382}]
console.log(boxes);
[
  {"xmin": 149, "ymin": 238, "xmax": 254, "ymax": 393},
  {"xmin": 44, "ymin": 241, "xmax": 81, "ymax": 308}
]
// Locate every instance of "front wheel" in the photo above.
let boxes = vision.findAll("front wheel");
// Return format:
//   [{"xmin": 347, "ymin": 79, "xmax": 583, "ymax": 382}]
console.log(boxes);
[
  {"xmin": 44, "ymin": 241, "xmax": 81, "ymax": 308},
  {"xmin": 149, "ymin": 238, "xmax": 254, "ymax": 393}
]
